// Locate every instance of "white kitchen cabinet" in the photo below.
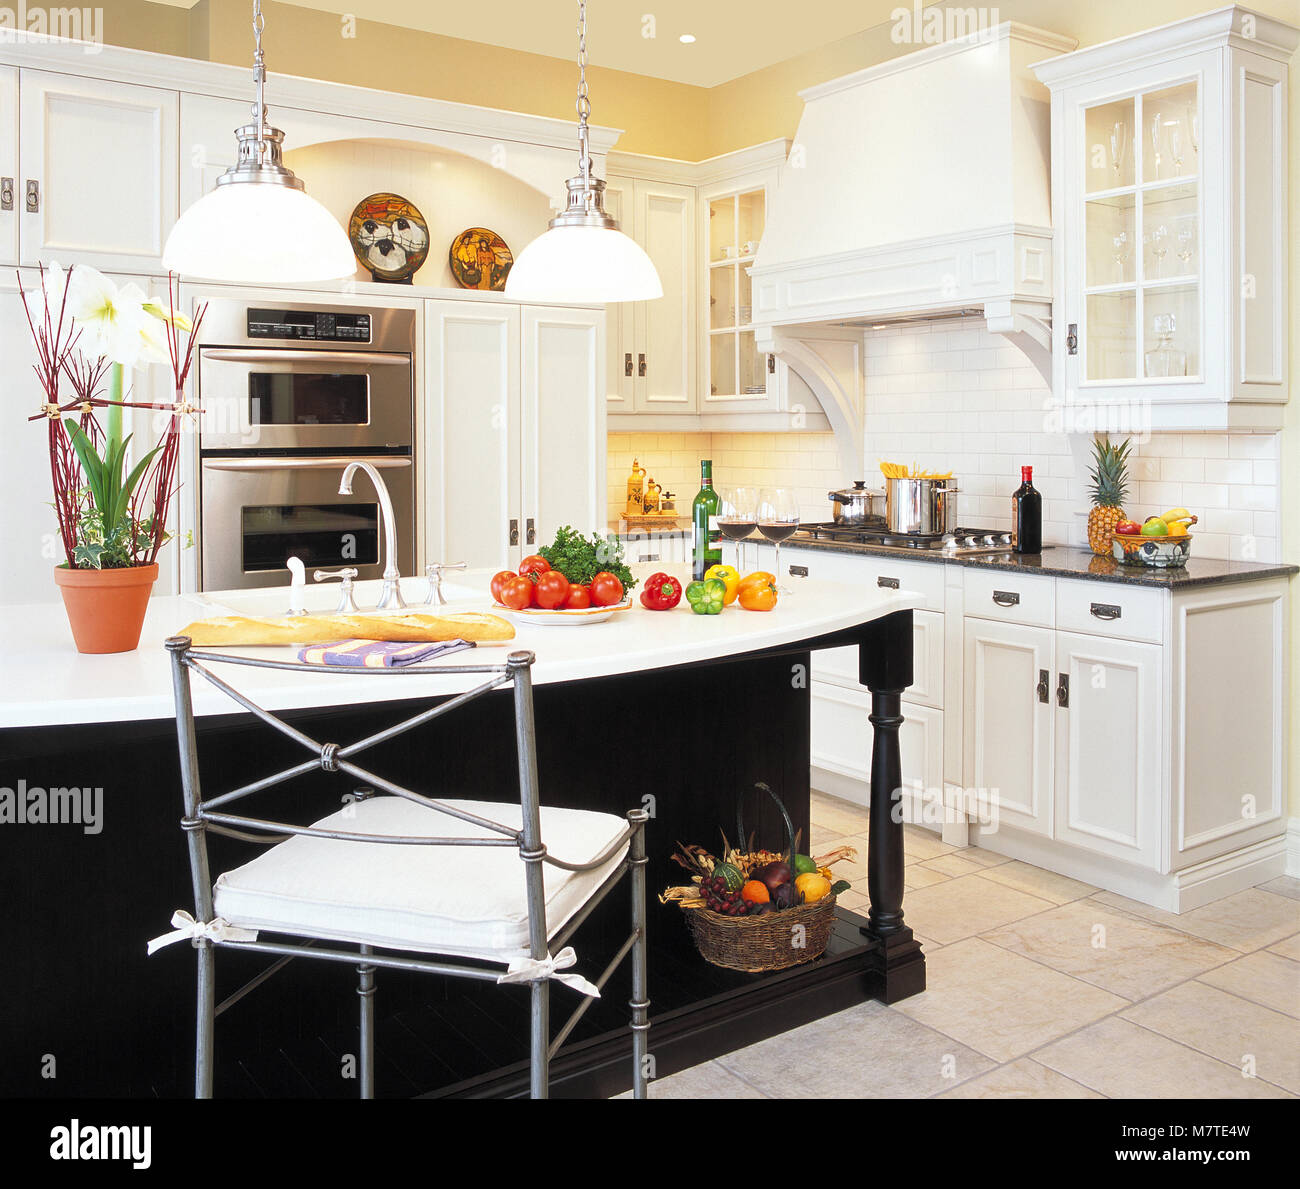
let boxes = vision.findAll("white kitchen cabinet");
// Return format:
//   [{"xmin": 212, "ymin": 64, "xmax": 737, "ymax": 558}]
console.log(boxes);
[
  {"xmin": 963, "ymin": 617, "xmax": 1055, "ymax": 838},
  {"xmin": 1035, "ymin": 7, "xmax": 1297, "ymax": 429},
  {"xmin": 19, "ymin": 71, "xmax": 178, "ymax": 271},
  {"xmin": 1052, "ymin": 630, "xmax": 1162, "ymax": 867},
  {"xmin": 0, "ymin": 68, "xmax": 17, "ymax": 265},
  {"xmin": 604, "ymin": 175, "xmax": 695, "ymax": 416},
  {"xmin": 425, "ymin": 299, "xmax": 603, "ymax": 573}
]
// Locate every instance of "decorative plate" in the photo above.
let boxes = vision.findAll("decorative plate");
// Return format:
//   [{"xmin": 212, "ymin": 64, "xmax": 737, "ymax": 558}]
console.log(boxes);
[
  {"xmin": 495, "ymin": 597, "xmax": 633, "ymax": 626},
  {"xmin": 348, "ymin": 193, "xmax": 430, "ymax": 283},
  {"xmin": 449, "ymin": 227, "xmax": 514, "ymax": 291}
]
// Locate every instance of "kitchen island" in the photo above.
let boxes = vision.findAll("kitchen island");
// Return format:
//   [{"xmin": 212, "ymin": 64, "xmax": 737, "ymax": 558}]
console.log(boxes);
[{"xmin": 0, "ymin": 569, "xmax": 922, "ymax": 1098}]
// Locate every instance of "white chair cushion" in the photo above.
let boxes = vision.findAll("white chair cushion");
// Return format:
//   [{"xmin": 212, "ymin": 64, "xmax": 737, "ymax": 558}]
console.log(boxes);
[{"xmin": 212, "ymin": 795, "xmax": 629, "ymax": 963}]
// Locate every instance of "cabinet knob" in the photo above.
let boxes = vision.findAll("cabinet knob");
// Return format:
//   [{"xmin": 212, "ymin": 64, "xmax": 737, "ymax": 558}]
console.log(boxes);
[
  {"xmin": 1037, "ymin": 669, "xmax": 1049, "ymax": 704},
  {"xmin": 509, "ymin": 519, "xmax": 519, "ymax": 546},
  {"xmin": 624, "ymin": 352, "xmax": 633, "ymax": 377},
  {"xmin": 638, "ymin": 353, "xmax": 647, "ymax": 377},
  {"xmin": 526, "ymin": 517, "xmax": 536, "ymax": 545},
  {"xmin": 1066, "ymin": 322, "xmax": 1078, "ymax": 356},
  {"xmin": 1056, "ymin": 672, "xmax": 1070, "ymax": 708},
  {"xmin": 0, "ymin": 178, "xmax": 12, "ymax": 212},
  {"xmin": 24, "ymin": 179, "xmax": 39, "ymax": 213}
]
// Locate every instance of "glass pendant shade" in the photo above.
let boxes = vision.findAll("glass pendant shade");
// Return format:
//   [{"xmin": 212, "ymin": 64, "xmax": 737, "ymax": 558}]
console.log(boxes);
[
  {"xmin": 163, "ymin": 180, "xmax": 354, "ymax": 284},
  {"xmin": 506, "ymin": 224, "xmax": 662, "ymax": 303}
]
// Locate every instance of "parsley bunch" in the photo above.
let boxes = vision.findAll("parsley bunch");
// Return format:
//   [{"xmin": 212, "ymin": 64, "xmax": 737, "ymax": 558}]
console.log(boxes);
[{"xmin": 537, "ymin": 525, "xmax": 637, "ymax": 594}]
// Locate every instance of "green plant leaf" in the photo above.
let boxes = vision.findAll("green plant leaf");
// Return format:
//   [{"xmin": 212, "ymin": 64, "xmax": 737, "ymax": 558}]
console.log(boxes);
[
  {"xmin": 64, "ymin": 419, "xmax": 107, "ymax": 514},
  {"xmin": 113, "ymin": 443, "xmax": 162, "ymax": 529}
]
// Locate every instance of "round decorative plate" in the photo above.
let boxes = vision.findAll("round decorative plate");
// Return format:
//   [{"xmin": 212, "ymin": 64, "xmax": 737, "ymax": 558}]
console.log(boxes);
[
  {"xmin": 494, "ymin": 597, "xmax": 633, "ymax": 626},
  {"xmin": 348, "ymin": 193, "xmax": 430, "ymax": 283},
  {"xmin": 449, "ymin": 227, "xmax": 514, "ymax": 291}
]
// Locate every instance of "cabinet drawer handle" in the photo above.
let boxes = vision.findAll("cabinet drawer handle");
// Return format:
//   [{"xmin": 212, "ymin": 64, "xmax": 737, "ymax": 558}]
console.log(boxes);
[
  {"xmin": 25, "ymin": 179, "xmax": 39, "ymax": 213},
  {"xmin": 767, "ymin": 353, "xmax": 776, "ymax": 375},
  {"xmin": 789, "ymin": 565, "xmax": 808, "ymax": 578},
  {"xmin": 877, "ymin": 576, "xmax": 900, "ymax": 589},
  {"xmin": 1037, "ymin": 669, "xmax": 1049, "ymax": 704},
  {"xmin": 1090, "ymin": 602, "xmax": 1122, "ymax": 620},
  {"xmin": 992, "ymin": 590, "xmax": 1020, "ymax": 607},
  {"xmin": 638, "ymin": 353, "xmax": 647, "ymax": 377},
  {"xmin": 624, "ymin": 352, "xmax": 633, "ymax": 377},
  {"xmin": 1056, "ymin": 672, "xmax": 1069, "ymax": 708},
  {"xmin": 525, "ymin": 518, "xmax": 536, "ymax": 546},
  {"xmin": 0, "ymin": 178, "xmax": 12, "ymax": 212},
  {"xmin": 509, "ymin": 519, "xmax": 519, "ymax": 546}
]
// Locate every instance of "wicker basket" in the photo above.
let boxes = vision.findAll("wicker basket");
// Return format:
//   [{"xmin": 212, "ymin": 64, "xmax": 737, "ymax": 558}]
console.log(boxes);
[{"xmin": 680, "ymin": 781, "xmax": 837, "ymax": 973}]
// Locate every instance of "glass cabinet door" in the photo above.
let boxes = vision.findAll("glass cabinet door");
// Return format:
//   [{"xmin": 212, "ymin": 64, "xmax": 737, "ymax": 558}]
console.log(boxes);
[
  {"xmin": 1080, "ymin": 80, "xmax": 1201, "ymax": 385},
  {"xmin": 706, "ymin": 187, "xmax": 768, "ymax": 400}
]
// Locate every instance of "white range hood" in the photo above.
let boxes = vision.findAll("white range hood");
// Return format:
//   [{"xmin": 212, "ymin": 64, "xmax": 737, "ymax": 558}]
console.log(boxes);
[{"xmin": 751, "ymin": 22, "xmax": 1076, "ymax": 467}]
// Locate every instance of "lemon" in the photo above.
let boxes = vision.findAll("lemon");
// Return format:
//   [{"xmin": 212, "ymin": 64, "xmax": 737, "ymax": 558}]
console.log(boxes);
[{"xmin": 794, "ymin": 872, "xmax": 832, "ymax": 903}]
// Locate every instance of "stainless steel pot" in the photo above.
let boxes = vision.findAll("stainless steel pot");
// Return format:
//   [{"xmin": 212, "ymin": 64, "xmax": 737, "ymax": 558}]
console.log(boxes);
[
  {"xmin": 884, "ymin": 476, "xmax": 959, "ymax": 535},
  {"xmin": 829, "ymin": 481, "xmax": 885, "ymax": 525}
]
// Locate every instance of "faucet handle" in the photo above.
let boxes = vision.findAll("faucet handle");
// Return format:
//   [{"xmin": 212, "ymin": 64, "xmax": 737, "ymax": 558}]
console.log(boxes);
[
  {"xmin": 424, "ymin": 561, "xmax": 468, "ymax": 606},
  {"xmin": 313, "ymin": 567, "xmax": 360, "ymax": 614}
]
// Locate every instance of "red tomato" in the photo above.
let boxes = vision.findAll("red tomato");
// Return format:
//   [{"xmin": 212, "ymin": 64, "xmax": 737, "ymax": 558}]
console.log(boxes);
[
  {"xmin": 519, "ymin": 554, "xmax": 550, "ymax": 578},
  {"xmin": 500, "ymin": 576, "xmax": 534, "ymax": 611},
  {"xmin": 564, "ymin": 584, "xmax": 591, "ymax": 609},
  {"xmin": 534, "ymin": 570, "xmax": 570, "ymax": 610},
  {"xmin": 490, "ymin": 570, "xmax": 516, "ymax": 604},
  {"xmin": 589, "ymin": 571, "xmax": 624, "ymax": 607}
]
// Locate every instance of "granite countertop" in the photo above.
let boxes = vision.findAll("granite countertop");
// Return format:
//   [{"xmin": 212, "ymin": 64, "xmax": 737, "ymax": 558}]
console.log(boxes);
[{"xmin": 783, "ymin": 534, "xmax": 1298, "ymax": 590}]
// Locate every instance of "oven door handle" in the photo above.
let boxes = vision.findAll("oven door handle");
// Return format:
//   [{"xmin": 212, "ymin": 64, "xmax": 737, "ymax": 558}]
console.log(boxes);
[
  {"xmin": 201, "ymin": 456, "xmax": 412, "ymax": 472},
  {"xmin": 200, "ymin": 349, "xmax": 411, "ymax": 366}
]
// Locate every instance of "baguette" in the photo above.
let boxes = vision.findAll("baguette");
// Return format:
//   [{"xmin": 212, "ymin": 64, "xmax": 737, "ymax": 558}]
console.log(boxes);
[{"xmin": 176, "ymin": 611, "xmax": 515, "ymax": 648}]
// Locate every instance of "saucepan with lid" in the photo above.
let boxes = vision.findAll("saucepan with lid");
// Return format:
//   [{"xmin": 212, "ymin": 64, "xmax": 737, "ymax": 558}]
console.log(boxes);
[
  {"xmin": 828, "ymin": 481, "xmax": 885, "ymax": 526},
  {"xmin": 884, "ymin": 476, "xmax": 959, "ymax": 535}
]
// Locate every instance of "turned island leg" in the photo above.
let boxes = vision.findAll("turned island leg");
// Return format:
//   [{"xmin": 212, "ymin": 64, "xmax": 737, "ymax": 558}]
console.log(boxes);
[{"xmin": 858, "ymin": 610, "xmax": 926, "ymax": 1002}]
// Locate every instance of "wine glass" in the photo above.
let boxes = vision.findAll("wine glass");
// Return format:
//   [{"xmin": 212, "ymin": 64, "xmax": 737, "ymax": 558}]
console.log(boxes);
[
  {"xmin": 1176, "ymin": 221, "xmax": 1195, "ymax": 274},
  {"xmin": 717, "ymin": 485, "xmax": 758, "ymax": 574},
  {"xmin": 1112, "ymin": 231, "xmax": 1131, "ymax": 282},
  {"xmin": 757, "ymin": 487, "xmax": 800, "ymax": 594},
  {"xmin": 1149, "ymin": 111, "xmax": 1164, "ymax": 180},
  {"xmin": 1168, "ymin": 121, "xmax": 1184, "ymax": 174},
  {"xmin": 1149, "ymin": 224, "xmax": 1169, "ymax": 278},
  {"xmin": 1186, "ymin": 103, "xmax": 1200, "ymax": 157},
  {"xmin": 1109, "ymin": 121, "xmax": 1129, "ymax": 179}
]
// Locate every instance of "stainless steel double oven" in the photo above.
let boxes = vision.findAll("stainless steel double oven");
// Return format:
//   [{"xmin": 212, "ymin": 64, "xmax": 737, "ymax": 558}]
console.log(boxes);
[{"xmin": 196, "ymin": 300, "xmax": 416, "ymax": 592}]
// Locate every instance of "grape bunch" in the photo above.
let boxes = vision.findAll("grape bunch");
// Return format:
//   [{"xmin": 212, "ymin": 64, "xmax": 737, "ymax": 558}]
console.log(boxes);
[{"xmin": 699, "ymin": 873, "xmax": 746, "ymax": 915}]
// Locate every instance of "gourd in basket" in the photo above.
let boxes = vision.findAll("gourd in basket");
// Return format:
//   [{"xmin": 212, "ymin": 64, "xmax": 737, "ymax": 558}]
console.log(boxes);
[{"xmin": 661, "ymin": 782, "xmax": 857, "ymax": 973}]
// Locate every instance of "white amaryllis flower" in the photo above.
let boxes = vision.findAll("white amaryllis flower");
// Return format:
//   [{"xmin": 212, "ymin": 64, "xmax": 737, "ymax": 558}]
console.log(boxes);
[{"xmin": 64, "ymin": 264, "xmax": 169, "ymax": 369}]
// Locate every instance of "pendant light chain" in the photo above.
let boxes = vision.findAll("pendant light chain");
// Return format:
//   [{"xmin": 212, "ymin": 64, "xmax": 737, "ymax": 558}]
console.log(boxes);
[
  {"xmin": 575, "ymin": 0, "xmax": 592, "ymax": 185},
  {"xmin": 251, "ymin": 0, "xmax": 268, "ymax": 164}
]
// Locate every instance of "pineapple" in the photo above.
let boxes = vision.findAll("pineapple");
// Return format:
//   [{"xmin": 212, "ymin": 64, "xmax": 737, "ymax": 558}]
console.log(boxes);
[{"xmin": 1086, "ymin": 437, "xmax": 1132, "ymax": 555}]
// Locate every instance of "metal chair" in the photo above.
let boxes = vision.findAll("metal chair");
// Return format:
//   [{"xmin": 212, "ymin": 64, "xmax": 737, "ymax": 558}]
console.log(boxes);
[{"xmin": 152, "ymin": 637, "xmax": 649, "ymax": 1099}]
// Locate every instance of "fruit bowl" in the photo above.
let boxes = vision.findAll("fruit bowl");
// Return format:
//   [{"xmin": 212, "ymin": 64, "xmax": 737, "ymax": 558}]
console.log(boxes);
[
  {"xmin": 495, "ymin": 597, "xmax": 633, "ymax": 626},
  {"xmin": 1111, "ymin": 531, "xmax": 1192, "ymax": 568}
]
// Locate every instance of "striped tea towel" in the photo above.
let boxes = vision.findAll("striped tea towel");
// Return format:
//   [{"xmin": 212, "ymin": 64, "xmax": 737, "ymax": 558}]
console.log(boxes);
[{"xmin": 297, "ymin": 638, "xmax": 475, "ymax": 668}]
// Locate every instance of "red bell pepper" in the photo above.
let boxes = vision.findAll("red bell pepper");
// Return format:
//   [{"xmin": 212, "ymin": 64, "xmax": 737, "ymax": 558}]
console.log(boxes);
[{"xmin": 639, "ymin": 572, "xmax": 682, "ymax": 611}]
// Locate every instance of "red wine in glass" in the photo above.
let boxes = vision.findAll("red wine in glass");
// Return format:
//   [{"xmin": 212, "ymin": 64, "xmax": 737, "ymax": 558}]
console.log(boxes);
[
  {"xmin": 718, "ymin": 486, "xmax": 758, "ymax": 572},
  {"xmin": 757, "ymin": 488, "xmax": 799, "ymax": 591}
]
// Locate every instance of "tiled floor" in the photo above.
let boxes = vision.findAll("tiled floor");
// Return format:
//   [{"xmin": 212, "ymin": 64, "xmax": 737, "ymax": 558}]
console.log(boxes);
[{"xmin": 625, "ymin": 789, "xmax": 1300, "ymax": 1099}]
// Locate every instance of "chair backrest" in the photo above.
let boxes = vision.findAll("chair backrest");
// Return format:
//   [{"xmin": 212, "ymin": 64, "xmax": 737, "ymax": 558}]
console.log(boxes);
[{"xmin": 164, "ymin": 636, "xmax": 550, "ymax": 958}]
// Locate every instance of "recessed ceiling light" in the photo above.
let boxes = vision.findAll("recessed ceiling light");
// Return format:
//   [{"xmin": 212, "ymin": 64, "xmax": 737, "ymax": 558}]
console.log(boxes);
[{"xmin": 679, "ymin": 34, "xmax": 696, "ymax": 44}]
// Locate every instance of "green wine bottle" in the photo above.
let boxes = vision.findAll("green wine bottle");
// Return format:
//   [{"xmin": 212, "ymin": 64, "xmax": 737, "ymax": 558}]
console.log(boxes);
[{"xmin": 692, "ymin": 459, "xmax": 721, "ymax": 580}]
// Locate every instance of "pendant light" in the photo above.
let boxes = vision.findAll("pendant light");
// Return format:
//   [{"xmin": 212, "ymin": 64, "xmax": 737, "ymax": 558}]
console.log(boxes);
[
  {"xmin": 505, "ymin": 1, "xmax": 663, "ymax": 303},
  {"xmin": 162, "ymin": 0, "xmax": 355, "ymax": 284}
]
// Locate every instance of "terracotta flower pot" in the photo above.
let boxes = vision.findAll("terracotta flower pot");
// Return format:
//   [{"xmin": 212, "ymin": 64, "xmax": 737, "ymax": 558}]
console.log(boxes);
[{"xmin": 53, "ymin": 563, "xmax": 159, "ymax": 654}]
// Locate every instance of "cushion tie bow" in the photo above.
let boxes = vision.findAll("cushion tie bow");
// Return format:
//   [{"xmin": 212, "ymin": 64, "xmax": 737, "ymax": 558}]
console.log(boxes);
[
  {"xmin": 147, "ymin": 909, "xmax": 258, "ymax": 955},
  {"xmin": 495, "ymin": 946, "xmax": 600, "ymax": 997}
]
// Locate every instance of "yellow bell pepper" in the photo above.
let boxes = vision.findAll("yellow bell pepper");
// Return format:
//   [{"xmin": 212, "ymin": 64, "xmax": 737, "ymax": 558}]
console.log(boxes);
[{"xmin": 704, "ymin": 564, "xmax": 741, "ymax": 606}]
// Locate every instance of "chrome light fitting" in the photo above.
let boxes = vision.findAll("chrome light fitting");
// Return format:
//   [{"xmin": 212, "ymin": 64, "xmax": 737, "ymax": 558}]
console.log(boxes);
[
  {"xmin": 162, "ymin": 0, "xmax": 354, "ymax": 283},
  {"xmin": 506, "ymin": 1, "xmax": 663, "ymax": 303}
]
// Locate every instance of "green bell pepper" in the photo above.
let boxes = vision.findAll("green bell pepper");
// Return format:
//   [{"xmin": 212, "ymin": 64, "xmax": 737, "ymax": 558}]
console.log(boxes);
[{"xmin": 685, "ymin": 577, "xmax": 727, "ymax": 615}]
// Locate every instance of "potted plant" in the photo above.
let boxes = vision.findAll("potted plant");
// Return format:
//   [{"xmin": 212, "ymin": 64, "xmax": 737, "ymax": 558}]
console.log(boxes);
[{"xmin": 19, "ymin": 264, "xmax": 205, "ymax": 653}]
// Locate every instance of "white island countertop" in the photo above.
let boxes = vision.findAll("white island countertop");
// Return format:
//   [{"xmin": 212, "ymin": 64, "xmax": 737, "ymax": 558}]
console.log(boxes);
[{"xmin": 0, "ymin": 565, "xmax": 917, "ymax": 729}]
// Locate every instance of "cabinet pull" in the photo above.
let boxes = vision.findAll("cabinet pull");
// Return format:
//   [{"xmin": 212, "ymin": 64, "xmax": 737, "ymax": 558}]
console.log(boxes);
[
  {"xmin": 509, "ymin": 519, "xmax": 519, "ymax": 547},
  {"xmin": 624, "ymin": 352, "xmax": 633, "ymax": 377},
  {"xmin": 24, "ymin": 179, "xmax": 39, "ymax": 213},
  {"xmin": 789, "ymin": 565, "xmax": 808, "ymax": 578},
  {"xmin": 877, "ymin": 576, "xmax": 900, "ymax": 589},
  {"xmin": 1090, "ymin": 602, "xmax": 1122, "ymax": 620},
  {"xmin": 767, "ymin": 353, "xmax": 776, "ymax": 374},
  {"xmin": 992, "ymin": 590, "xmax": 1020, "ymax": 607},
  {"xmin": 525, "ymin": 518, "xmax": 536, "ymax": 546},
  {"xmin": 1056, "ymin": 672, "xmax": 1069, "ymax": 708},
  {"xmin": 1037, "ymin": 669, "xmax": 1049, "ymax": 704},
  {"xmin": 0, "ymin": 178, "xmax": 12, "ymax": 212},
  {"xmin": 1066, "ymin": 322, "xmax": 1078, "ymax": 355},
  {"xmin": 637, "ymin": 353, "xmax": 647, "ymax": 377}
]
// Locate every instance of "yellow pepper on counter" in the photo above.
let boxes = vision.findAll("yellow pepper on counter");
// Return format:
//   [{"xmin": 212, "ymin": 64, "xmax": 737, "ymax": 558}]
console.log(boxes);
[{"xmin": 703, "ymin": 564, "xmax": 741, "ymax": 606}]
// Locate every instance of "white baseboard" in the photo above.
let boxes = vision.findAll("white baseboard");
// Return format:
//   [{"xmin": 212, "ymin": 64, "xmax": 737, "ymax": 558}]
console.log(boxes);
[{"xmin": 1286, "ymin": 818, "xmax": 1300, "ymax": 879}]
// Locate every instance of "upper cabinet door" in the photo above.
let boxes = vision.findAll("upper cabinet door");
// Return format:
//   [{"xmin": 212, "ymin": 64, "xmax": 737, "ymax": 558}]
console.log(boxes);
[
  {"xmin": 632, "ymin": 179, "xmax": 694, "ymax": 413},
  {"xmin": 521, "ymin": 305, "xmax": 606, "ymax": 545},
  {"xmin": 19, "ymin": 71, "xmax": 178, "ymax": 271},
  {"xmin": 0, "ymin": 68, "xmax": 17, "ymax": 266},
  {"xmin": 602, "ymin": 175, "xmax": 636, "ymax": 412}
]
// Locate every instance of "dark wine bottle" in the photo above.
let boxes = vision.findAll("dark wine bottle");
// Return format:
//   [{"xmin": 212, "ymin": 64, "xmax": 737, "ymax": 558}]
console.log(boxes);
[
  {"xmin": 691, "ymin": 459, "xmax": 722, "ymax": 580},
  {"xmin": 1012, "ymin": 465, "xmax": 1042, "ymax": 554}
]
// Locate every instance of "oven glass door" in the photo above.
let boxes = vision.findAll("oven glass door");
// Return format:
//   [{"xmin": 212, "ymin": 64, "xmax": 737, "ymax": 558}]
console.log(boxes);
[
  {"xmin": 200, "ymin": 456, "xmax": 414, "ymax": 591},
  {"xmin": 198, "ymin": 348, "xmax": 412, "ymax": 452}
]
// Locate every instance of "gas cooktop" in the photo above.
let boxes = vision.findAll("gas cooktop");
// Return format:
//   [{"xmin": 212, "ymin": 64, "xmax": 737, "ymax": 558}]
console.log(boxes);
[{"xmin": 795, "ymin": 521, "xmax": 1025, "ymax": 556}]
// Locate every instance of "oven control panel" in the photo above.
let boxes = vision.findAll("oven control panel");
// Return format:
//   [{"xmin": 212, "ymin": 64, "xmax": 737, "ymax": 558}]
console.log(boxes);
[{"xmin": 247, "ymin": 308, "xmax": 372, "ymax": 343}]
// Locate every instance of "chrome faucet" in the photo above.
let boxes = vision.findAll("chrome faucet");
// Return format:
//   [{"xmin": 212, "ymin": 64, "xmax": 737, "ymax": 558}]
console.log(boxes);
[{"xmin": 338, "ymin": 461, "xmax": 406, "ymax": 610}]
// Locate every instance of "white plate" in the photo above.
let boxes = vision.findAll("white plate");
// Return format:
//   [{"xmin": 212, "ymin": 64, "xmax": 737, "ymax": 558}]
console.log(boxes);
[{"xmin": 496, "ymin": 597, "xmax": 634, "ymax": 626}]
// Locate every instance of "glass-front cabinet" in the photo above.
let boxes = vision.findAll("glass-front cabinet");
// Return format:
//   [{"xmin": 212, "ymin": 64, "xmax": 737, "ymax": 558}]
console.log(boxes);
[{"xmin": 1037, "ymin": 7, "xmax": 1294, "ymax": 428}]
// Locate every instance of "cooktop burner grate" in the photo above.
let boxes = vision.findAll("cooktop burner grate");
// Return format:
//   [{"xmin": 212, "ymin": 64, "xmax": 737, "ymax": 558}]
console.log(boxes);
[{"xmin": 795, "ymin": 522, "xmax": 1020, "ymax": 555}]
